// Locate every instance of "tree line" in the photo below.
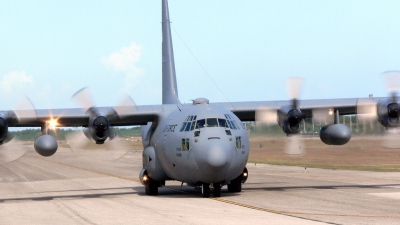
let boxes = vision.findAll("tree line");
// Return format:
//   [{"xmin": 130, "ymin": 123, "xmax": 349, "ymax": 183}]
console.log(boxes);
[{"xmin": 10, "ymin": 127, "xmax": 141, "ymax": 141}]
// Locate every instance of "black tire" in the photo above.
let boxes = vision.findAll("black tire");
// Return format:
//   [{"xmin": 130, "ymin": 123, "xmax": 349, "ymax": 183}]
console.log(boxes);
[
  {"xmin": 145, "ymin": 178, "xmax": 159, "ymax": 196},
  {"xmin": 202, "ymin": 183, "xmax": 210, "ymax": 198},
  {"xmin": 227, "ymin": 175, "xmax": 242, "ymax": 193},
  {"xmin": 213, "ymin": 182, "xmax": 222, "ymax": 197}
]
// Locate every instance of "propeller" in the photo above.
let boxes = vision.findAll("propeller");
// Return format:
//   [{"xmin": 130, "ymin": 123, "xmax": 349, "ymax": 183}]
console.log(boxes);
[
  {"xmin": 256, "ymin": 77, "xmax": 305, "ymax": 156},
  {"xmin": 0, "ymin": 138, "xmax": 29, "ymax": 164},
  {"xmin": 284, "ymin": 134, "xmax": 305, "ymax": 156},
  {"xmin": 355, "ymin": 71, "xmax": 400, "ymax": 148},
  {"xmin": 0, "ymin": 97, "xmax": 37, "ymax": 164},
  {"xmin": 66, "ymin": 87, "xmax": 137, "ymax": 159}
]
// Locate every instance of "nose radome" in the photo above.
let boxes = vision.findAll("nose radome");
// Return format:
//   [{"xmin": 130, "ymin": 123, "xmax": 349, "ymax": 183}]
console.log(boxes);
[{"xmin": 207, "ymin": 142, "xmax": 229, "ymax": 168}]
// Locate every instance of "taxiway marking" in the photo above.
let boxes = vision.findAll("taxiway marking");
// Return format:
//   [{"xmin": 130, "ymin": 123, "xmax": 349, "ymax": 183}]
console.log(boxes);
[{"xmin": 32, "ymin": 156, "xmax": 400, "ymax": 220}]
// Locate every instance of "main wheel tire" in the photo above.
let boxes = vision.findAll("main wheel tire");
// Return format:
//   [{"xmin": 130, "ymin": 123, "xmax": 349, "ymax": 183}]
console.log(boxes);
[
  {"xmin": 202, "ymin": 183, "xmax": 210, "ymax": 198},
  {"xmin": 145, "ymin": 178, "xmax": 159, "ymax": 196},
  {"xmin": 213, "ymin": 182, "xmax": 221, "ymax": 197},
  {"xmin": 227, "ymin": 175, "xmax": 242, "ymax": 193}
]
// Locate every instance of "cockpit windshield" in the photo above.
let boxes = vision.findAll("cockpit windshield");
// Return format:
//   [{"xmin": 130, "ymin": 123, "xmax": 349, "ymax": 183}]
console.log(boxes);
[
  {"xmin": 180, "ymin": 114, "xmax": 241, "ymax": 132},
  {"xmin": 195, "ymin": 118, "xmax": 227, "ymax": 129},
  {"xmin": 207, "ymin": 118, "xmax": 218, "ymax": 127}
]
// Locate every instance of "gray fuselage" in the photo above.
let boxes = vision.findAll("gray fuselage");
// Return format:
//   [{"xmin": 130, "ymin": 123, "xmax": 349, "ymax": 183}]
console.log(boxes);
[{"xmin": 142, "ymin": 103, "xmax": 249, "ymax": 184}]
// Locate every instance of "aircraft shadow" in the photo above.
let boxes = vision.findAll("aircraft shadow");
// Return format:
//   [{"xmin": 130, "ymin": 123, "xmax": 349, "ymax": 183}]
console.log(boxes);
[
  {"xmin": 243, "ymin": 183, "xmax": 400, "ymax": 191},
  {"xmin": 4, "ymin": 182, "xmax": 389, "ymax": 203},
  {"xmin": 0, "ymin": 190, "xmax": 137, "ymax": 203}
]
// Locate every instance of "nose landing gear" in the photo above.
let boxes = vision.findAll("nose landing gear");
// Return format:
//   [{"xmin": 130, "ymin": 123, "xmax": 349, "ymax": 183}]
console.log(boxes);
[
  {"xmin": 201, "ymin": 182, "xmax": 222, "ymax": 198},
  {"xmin": 213, "ymin": 182, "xmax": 221, "ymax": 197},
  {"xmin": 201, "ymin": 183, "xmax": 210, "ymax": 198}
]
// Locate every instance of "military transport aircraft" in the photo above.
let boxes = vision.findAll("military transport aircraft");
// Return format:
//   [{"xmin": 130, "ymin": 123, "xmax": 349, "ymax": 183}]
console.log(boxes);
[{"xmin": 0, "ymin": 0, "xmax": 399, "ymax": 198}]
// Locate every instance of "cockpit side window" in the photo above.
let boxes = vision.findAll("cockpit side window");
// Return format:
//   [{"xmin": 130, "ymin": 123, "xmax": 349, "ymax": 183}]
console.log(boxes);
[
  {"xmin": 227, "ymin": 120, "xmax": 233, "ymax": 129},
  {"xmin": 190, "ymin": 122, "xmax": 196, "ymax": 130},
  {"xmin": 196, "ymin": 119, "xmax": 206, "ymax": 129},
  {"xmin": 180, "ymin": 115, "xmax": 198, "ymax": 132},
  {"xmin": 232, "ymin": 120, "xmax": 240, "ymax": 130},
  {"xmin": 180, "ymin": 122, "xmax": 187, "ymax": 132},
  {"xmin": 185, "ymin": 122, "xmax": 192, "ymax": 131},
  {"xmin": 218, "ymin": 118, "xmax": 226, "ymax": 127}
]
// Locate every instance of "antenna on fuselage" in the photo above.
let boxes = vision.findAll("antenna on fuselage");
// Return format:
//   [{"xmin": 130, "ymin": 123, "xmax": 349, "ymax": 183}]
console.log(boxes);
[{"xmin": 162, "ymin": 0, "xmax": 180, "ymax": 105}]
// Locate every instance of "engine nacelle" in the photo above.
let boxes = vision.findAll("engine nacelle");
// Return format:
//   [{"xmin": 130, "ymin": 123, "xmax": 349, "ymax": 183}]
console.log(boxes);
[
  {"xmin": 320, "ymin": 124, "xmax": 351, "ymax": 145},
  {"xmin": 278, "ymin": 106, "xmax": 303, "ymax": 135},
  {"xmin": 87, "ymin": 114, "xmax": 111, "ymax": 144},
  {"xmin": 142, "ymin": 146, "xmax": 168, "ymax": 181},
  {"xmin": 34, "ymin": 134, "xmax": 58, "ymax": 156},
  {"xmin": 0, "ymin": 116, "xmax": 10, "ymax": 144},
  {"xmin": 377, "ymin": 99, "xmax": 400, "ymax": 128}
]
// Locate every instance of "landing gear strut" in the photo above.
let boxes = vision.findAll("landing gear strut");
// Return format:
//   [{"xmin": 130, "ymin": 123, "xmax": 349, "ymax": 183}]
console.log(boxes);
[
  {"xmin": 202, "ymin": 182, "xmax": 222, "ymax": 197},
  {"xmin": 202, "ymin": 183, "xmax": 210, "ymax": 198},
  {"xmin": 228, "ymin": 167, "xmax": 248, "ymax": 193},
  {"xmin": 227, "ymin": 175, "xmax": 242, "ymax": 192},
  {"xmin": 213, "ymin": 182, "xmax": 221, "ymax": 197}
]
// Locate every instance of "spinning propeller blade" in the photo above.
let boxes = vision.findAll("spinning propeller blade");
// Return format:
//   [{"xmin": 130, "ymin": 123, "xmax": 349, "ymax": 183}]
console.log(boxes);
[
  {"xmin": 67, "ymin": 87, "xmax": 136, "ymax": 158},
  {"xmin": 0, "ymin": 97, "xmax": 38, "ymax": 164}
]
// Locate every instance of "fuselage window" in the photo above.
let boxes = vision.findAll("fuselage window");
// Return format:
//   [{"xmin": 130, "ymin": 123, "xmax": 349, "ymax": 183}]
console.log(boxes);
[
  {"xmin": 180, "ymin": 122, "xmax": 188, "ymax": 132},
  {"xmin": 182, "ymin": 138, "xmax": 190, "ymax": 151},
  {"xmin": 207, "ymin": 118, "xmax": 218, "ymax": 127},
  {"xmin": 225, "ymin": 130, "xmax": 232, "ymax": 135},
  {"xmin": 196, "ymin": 119, "xmax": 206, "ymax": 129},
  {"xmin": 194, "ymin": 131, "xmax": 200, "ymax": 137},
  {"xmin": 236, "ymin": 136, "xmax": 242, "ymax": 149}
]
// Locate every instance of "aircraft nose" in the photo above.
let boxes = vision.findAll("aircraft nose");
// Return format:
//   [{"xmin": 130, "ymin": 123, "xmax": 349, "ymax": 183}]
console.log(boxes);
[
  {"xmin": 195, "ymin": 139, "xmax": 232, "ymax": 183},
  {"xmin": 207, "ymin": 142, "xmax": 228, "ymax": 168}
]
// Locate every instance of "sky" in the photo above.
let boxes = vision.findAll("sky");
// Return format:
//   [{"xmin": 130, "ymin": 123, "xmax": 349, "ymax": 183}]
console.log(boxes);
[{"xmin": 1, "ymin": 0, "xmax": 400, "ymax": 111}]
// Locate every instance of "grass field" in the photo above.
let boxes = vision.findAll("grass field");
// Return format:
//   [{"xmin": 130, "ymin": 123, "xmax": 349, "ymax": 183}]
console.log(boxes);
[
  {"xmin": 248, "ymin": 135, "xmax": 400, "ymax": 172},
  {"xmin": 21, "ymin": 135, "xmax": 400, "ymax": 172}
]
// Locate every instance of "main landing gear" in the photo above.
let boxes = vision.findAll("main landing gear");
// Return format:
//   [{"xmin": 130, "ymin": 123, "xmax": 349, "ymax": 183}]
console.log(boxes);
[
  {"xmin": 201, "ymin": 182, "xmax": 222, "ymax": 198},
  {"xmin": 228, "ymin": 167, "xmax": 249, "ymax": 193},
  {"xmin": 145, "ymin": 177, "xmax": 159, "ymax": 196},
  {"xmin": 141, "ymin": 170, "xmax": 162, "ymax": 196}
]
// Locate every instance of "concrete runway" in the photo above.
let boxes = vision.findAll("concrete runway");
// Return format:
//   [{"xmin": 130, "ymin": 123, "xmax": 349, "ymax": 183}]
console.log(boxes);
[{"xmin": 1, "ymin": 147, "xmax": 400, "ymax": 224}]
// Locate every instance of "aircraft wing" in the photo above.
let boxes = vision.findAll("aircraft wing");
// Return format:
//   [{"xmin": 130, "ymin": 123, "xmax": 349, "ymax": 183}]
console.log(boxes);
[
  {"xmin": 3, "ymin": 105, "xmax": 164, "ymax": 127},
  {"xmin": 214, "ymin": 97, "xmax": 384, "ymax": 121}
]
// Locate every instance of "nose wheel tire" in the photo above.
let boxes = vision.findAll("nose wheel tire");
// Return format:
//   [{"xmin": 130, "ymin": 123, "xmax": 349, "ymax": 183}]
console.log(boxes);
[
  {"xmin": 213, "ymin": 182, "xmax": 221, "ymax": 197},
  {"xmin": 202, "ymin": 183, "xmax": 210, "ymax": 198}
]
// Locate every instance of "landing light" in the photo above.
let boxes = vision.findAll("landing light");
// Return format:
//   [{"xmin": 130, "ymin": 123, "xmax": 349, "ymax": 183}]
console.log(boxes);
[
  {"xmin": 243, "ymin": 172, "xmax": 248, "ymax": 177},
  {"xmin": 143, "ymin": 175, "xmax": 148, "ymax": 182},
  {"xmin": 328, "ymin": 109, "xmax": 333, "ymax": 115},
  {"xmin": 48, "ymin": 119, "xmax": 58, "ymax": 130}
]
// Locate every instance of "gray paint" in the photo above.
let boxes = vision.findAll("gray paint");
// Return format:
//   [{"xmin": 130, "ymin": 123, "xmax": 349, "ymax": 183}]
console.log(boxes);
[
  {"xmin": 34, "ymin": 135, "xmax": 58, "ymax": 157},
  {"xmin": 320, "ymin": 124, "xmax": 352, "ymax": 145},
  {"xmin": 162, "ymin": 0, "xmax": 180, "ymax": 105}
]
